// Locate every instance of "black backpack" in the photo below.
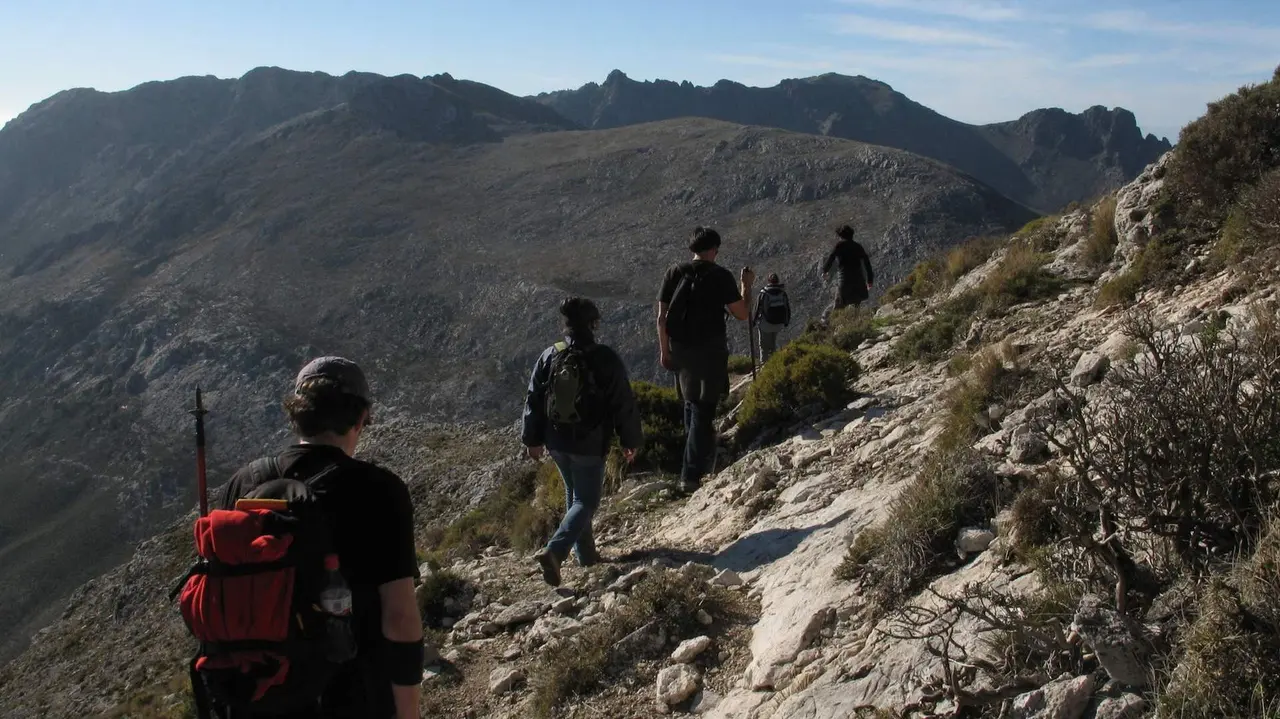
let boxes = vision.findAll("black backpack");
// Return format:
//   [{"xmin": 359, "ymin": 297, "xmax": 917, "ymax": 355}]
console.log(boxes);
[
  {"xmin": 174, "ymin": 457, "xmax": 355, "ymax": 718},
  {"xmin": 759, "ymin": 287, "xmax": 789, "ymax": 325},
  {"xmin": 665, "ymin": 263, "xmax": 719, "ymax": 343},
  {"xmin": 545, "ymin": 342, "xmax": 604, "ymax": 431}
]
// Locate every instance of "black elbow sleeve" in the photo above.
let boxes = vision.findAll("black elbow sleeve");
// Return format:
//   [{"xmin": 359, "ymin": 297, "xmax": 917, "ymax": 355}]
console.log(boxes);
[{"xmin": 377, "ymin": 638, "xmax": 425, "ymax": 686}]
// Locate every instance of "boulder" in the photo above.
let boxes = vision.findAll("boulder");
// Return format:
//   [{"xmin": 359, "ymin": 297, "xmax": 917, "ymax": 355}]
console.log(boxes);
[
  {"xmin": 1092, "ymin": 693, "xmax": 1146, "ymax": 719},
  {"xmin": 1009, "ymin": 426, "xmax": 1049, "ymax": 464},
  {"xmin": 656, "ymin": 664, "xmax": 701, "ymax": 706},
  {"xmin": 956, "ymin": 527, "xmax": 996, "ymax": 555},
  {"xmin": 1010, "ymin": 674, "xmax": 1095, "ymax": 719},
  {"xmin": 671, "ymin": 635, "xmax": 713, "ymax": 663},
  {"xmin": 710, "ymin": 569, "xmax": 744, "ymax": 588},
  {"xmin": 1071, "ymin": 594, "xmax": 1152, "ymax": 688},
  {"xmin": 691, "ymin": 689, "xmax": 722, "ymax": 714},
  {"xmin": 1070, "ymin": 351, "xmax": 1110, "ymax": 387},
  {"xmin": 488, "ymin": 666, "xmax": 524, "ymax": 695},
  {"xmin": 494, "ymin": 601, "xmax": 542, "ymax": 628}
]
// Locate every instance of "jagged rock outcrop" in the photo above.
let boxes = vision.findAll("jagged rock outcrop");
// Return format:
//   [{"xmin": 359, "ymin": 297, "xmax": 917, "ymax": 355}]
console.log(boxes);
[{"xmin": 537, "ymin": 71, "xmax": 1171, "ymax": 212}]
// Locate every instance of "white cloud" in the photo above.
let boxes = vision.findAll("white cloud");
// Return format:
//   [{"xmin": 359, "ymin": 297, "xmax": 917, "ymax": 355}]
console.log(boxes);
[
  {"xmin": 826, "ymin": 13, "xmax": 1020, "ymax": 49},
  {"xmin": 838, "ymin": 0, "xmax": 1023, "ymax": 23},
  {"xmin": 1083, "ymin": 9, "xmax": 1280, "ymax": 47}
]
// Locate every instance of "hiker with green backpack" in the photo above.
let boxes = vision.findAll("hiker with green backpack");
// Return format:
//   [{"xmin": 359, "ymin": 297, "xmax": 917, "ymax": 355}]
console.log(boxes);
[
  {"xmin": 656, "ymin": 226, "xmax": 754, "ymax": 496},
  {"xmin": 522, "ymin": 297, "xmax": 643, "ymax": 587}
]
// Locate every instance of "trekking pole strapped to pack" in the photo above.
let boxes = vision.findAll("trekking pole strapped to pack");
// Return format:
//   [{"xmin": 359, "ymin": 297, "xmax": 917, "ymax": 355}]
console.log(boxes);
[{"xmin": 191, "ymin": 387, "xmax": 209, "ymax": 517}]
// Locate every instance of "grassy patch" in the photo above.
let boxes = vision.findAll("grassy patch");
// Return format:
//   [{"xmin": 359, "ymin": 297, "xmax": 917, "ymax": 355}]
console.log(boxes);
[
  {"xmin": 1212, "ymin": 168, "xmax": 1280, "ymax": 268},
  {"xmin": 937, "ymin": 344, "xmax": 1028, "ymax": 453},
  {"xmin": 737, "ymin": 342, "xmax": 859, "ymax": 442},
  {"xmin": 883, "ymin": 235, "xmax": 1003, "ymax": 303},
  {"xmin": 529, "ymin": 569, "xmax": 754, "ymax": 717},
  {"xmin": 835, "ymin": 449, "xmax": 1001, "ymax": 612},
  {"xmin": 510, "ymin": 461, "xmax": 567, "ymax": 551},
  {"xmin": 422, "ymin": 461, "xmax": 563, "ymax": 561},
  {"xmin": 977, "ymin": 242, "xmax": 1062, "ymax": 313},
  {"xmin": 891, "ymin": 292, "xmax": 981, "ymax": 364},
  {"xmin": 799, "ymin": 305, "xmax": 879, "ymax": 352},
  {"xmin": 416, "ymin": 569, "xmax": 469, "ymax": 626},
  {"xmin": 1015, "ymin": 215, "xmax": 1064, "ymax": 252},
  {"xmin": 1095, "ymin": 236, "xmax": 1175, "ymax": 307},
  {"xmin": 1081, "ymin": 195, "xmax": 1119, "ymax": 267}
]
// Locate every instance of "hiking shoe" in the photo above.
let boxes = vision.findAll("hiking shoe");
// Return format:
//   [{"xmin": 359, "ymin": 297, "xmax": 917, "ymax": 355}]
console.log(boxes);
[
  {"xmin": 675, "ymin": 481, "xmax": 700, "ymax": 497},
  {"xmin": 533, "ymin": 549, "xmax": 562, "ymax": 587}
]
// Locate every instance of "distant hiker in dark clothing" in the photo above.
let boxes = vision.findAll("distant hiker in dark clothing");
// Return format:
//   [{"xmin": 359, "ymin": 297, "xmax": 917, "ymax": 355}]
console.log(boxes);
[
  {"xmin": 754, "ymin": 273, "xmax": 791, "ymax": 364},
  {"xmin": 822, "ymin": 224, "xmax": 875, "ymax": 319},
  {"xmin": 656, "ymin": 226, "xmax": 754, "ymax": 495},
  {"xmin": 217, "ymin": 357, "xmax": 423, "ymax": 719},
  {"xmin": 522, "ymin": 297, "xmax": 643, "ymax": 587}
]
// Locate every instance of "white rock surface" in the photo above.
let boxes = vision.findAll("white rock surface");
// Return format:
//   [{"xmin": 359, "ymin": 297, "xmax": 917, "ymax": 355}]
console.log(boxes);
[
  {"xmin": 671, "ymin": 635, "xmax": 713, "ymax": 663},
  {"xmin": 656, "ymin": 664, "xmax": 701, "ymax": 706}
]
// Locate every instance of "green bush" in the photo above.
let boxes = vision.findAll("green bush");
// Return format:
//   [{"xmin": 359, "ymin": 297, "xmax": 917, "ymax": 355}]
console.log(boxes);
[
  {"xmin": 835, "ymin": 449, "xmax": 1000, "ymax": 612},
  {"xmin": 1169, "ymin": 66, "xmax": 1280, "ymax": 221},
  {"xmin": 736, "ymin": 342, "xmax": 859, "ymax": 441},
  {"xmin": 1212, "ymin": 168, "xmax": 1280, "ymax": 266},
  {"xmin": 1082, "ymin": 194, "xmax": 1119, "ymax": 267},
  {"xmin": 883, "ymin": 258, "xmax": 943, "ymax": 302},
  {"xmin": 727, "ymin": 355, "xmax": 755, "ymax": 375},
  {"xmin": 937, "ymin": 344, "xmax": 1029, "ymax": 453}
]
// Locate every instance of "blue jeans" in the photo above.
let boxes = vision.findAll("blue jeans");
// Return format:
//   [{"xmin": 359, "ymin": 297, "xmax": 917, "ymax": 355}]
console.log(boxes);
[{"xmin": 546, "ymin": 451, "xmax": 604, "ymax": 563}]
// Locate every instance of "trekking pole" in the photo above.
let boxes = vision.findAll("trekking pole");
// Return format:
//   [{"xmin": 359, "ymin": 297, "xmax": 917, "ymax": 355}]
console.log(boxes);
[
  {"xmin": 748, "ymin": 304, "xmax": 758, "ymax": 380},
  {"xmin": 190, "ymin": 387, "xmax": 209, "ymax": 517}
]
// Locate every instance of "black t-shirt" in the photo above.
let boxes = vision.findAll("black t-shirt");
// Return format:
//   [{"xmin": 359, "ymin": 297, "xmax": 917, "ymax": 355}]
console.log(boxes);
[
  {"xmin": 658, "ymin": 260, "xmax": 742, "ymax": 343},
  {"xmin": 220, "ymin": 444, "xmax": 419, "ymax": 718}
]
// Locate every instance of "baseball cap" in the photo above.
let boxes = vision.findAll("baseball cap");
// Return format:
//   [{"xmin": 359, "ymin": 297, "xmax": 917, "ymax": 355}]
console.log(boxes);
[{"xmin": 294, "ymin": 356, "xmax": 372, "ymax": 403}]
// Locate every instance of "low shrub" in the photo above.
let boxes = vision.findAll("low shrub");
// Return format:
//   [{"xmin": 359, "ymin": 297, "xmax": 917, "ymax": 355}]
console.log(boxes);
[
  {"xmin": 1081, "ymin": 194, "xmax": 1119, "ymax": 267},
  {"xmin": 1015, "ymin": 215, "xmax": 1064, "ymax": 252},
  {"xmin": 510, "ymin": 461, "xmax": 566, "ymax": 551},
  {"xmin": 978, "ymin": 242, "xmax": 1062, "ymax": 313},
  {"xmin": 883, "ymin": 236, "xmax": 1003, "ymax": 303},
  {"xmin": 727, "ymin": 354, "xmax": 755, "ymax": 375},
  {"xmin": 737, "ymin": 342, "xmax": 859, "ymax": 442},
  {"xmin": 883, "ymin": 258, "xmax": 943, "ymax": 302},
  {"xmin": 1212, "ymin": 168, "xmax": 1280, "ymax": 266},
  {"xmin": 937, "ymin": 344, "xmax": 1028, "ymax": 453},
  {"xmin": 1095, "ymin": 237, "xmax": 1176, "ymax": 307},
  {"xmin": 415, "ymin": 569, "xmax": 469, "ymax": 625},
  {"xmin": 835, "ymin": 449, "xmax": 1001, "ymax": 612},
  {"xmin": 891, "ymin": 292, "xmax": 981, "ymax": 364}
]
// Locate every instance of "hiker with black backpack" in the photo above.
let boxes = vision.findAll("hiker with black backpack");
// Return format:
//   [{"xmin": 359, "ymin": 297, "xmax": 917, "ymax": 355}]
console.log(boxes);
[
  {"xmin": 754, "ymin": 273, "xmax": 792, "ymax": 364},
  {"xmin": 522, "ymin": 297, "xmax": 643, "ymax": 587},
  {"xmin": 178, "ymin": 357, "xmax": 424, "ymax": 719},
  {"xmin": 822, "ymin": 224, "xmax": 875, "ymax": 321},
  {"xmin": 656, "ymin": 226, "xmax": 754, "ymax": 496}
]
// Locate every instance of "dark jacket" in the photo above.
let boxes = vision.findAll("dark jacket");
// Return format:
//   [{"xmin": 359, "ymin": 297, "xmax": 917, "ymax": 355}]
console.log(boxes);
[
  {"xmin": 521, "ymin": 334, "xmax": 643, "ymax": 457},
  {"xmin": 823, "ymin": 239, "xmax": 875, "ymax": 304},
  {"xmin": 754, "ymin": 284, "xmax": 791, "ymax": 327}
]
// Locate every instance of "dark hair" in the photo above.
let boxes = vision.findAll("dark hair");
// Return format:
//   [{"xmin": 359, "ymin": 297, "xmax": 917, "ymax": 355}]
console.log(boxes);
[
  {"xmin": 767, "ymin": 273, "xmax": 780, "ymax": 284},
  {"xmin": 689, "ymin": 226, "xmax": 722, "ymax": 253},
  {"xmin": 836, "ymin": 225, "xmax": 855, "ymax": 240},
  {"xmin": 284, "ymin": 377, "xmax": 371, "ymax": 438},
  {"xmin": 560, "ymin": 296, "xmax": 601, "ymax": 333}
]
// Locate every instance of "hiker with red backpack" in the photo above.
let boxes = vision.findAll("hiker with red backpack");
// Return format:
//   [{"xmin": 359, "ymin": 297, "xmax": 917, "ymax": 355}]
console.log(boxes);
[
  {"xmin": 753, "ymin": 273, "xmax": 792, "ymax": 364},
  {"xmin": 656, "ymin": 226, "xmax": 754, "ymax": 496},
  {"xmin": 177, "ymin": 357, "xmax": 423, "ymax": 718},
  {"xmin": 522, "ymin": 297, "xmax": 643, "ymax": 587}
]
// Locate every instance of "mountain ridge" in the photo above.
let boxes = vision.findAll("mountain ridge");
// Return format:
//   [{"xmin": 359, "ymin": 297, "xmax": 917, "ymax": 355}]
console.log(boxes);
[{"xmin": 535, "ymin": 69, "xmax": 1171, "ymax": 212}]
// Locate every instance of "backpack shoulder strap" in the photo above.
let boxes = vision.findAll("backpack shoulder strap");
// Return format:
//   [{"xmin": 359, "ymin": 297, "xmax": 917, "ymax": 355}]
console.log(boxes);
[{"xmin": 554, "ymin": 341, "xmax": 568, "ymax": 353}]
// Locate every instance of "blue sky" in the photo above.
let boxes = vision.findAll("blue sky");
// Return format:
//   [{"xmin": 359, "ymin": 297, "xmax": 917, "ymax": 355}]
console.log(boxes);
[{"xmin": 0, "ymin": 1, "xmax": 1277, "ymax": 140}]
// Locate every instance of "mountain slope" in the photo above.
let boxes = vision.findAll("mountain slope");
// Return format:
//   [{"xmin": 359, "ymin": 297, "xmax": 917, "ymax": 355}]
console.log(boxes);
[
  {"xmin": 535, "ymin": 71, "xmax": 1171, "ymax": 213},
  {"xmin": 0, "ymin": 68, "xmax": 1036, "ymax": 662}
]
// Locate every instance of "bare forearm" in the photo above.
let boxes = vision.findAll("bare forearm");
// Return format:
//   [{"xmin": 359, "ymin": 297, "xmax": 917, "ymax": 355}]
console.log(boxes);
[
  {"xmin": 393, "ymin": 684, "xmax": 420, "ymax": 719},
  {"xmin": 656, "ymin": 305, "xmax": 670, "ymax": 353}
]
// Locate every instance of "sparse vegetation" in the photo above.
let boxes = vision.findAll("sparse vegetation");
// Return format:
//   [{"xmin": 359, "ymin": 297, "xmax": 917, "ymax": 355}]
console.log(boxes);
[
  {"xmin": 415, "ymin": 569, "xmax": 469, "ymax": 626},
  {"xmin": 883, "ymin": 235, "xmax": 1002, "ymax": 302},
  {"xmin": 891, "ymin": 292, "xmax": 981, "ymax": 364},
  {"xmin": 798, "ymin": 305, "xmax": 879, "ymax": 351},
  {"xmin": 727, "ymin": 354, "xmax": 755, "ymax": 375},
  {"xmin": 835, "ymin": 449, "xmax": 1001, "ymax": 613},
  {"xmin": 1081, "ymin": 194, "xmax": 1119, "ymax": 267},
  {"xmin": 977, "ymin": 241, "xmax": 1062, "ymax": 313},
  {"xmin": 529, "ymin": 569, "xmax": 754, "ymax": 717},
  {"xmin": 1015, "ymin": 214, "xmax": 1064, "ymax": 252},
  {"xmin": 936, "ymin": 343, "xmax": 1031, "ymax": 453},
  {"xmin": 1213, "ymin": 168, "xmax": 1280, "ymax": 267},
  {"xmin": 422, "ymin": 461, "xmax": 564, "ymax": 561},
  {"xmin": 1094, "ymin": 236, "xmax": 1175, "ymax": 307},
  {"xmin": 736, "ymin": 342, "xmax": 859, "ymax": 443}
]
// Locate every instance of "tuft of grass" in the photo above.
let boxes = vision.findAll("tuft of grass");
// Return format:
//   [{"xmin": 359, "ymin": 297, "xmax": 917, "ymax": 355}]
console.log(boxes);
[
  {"xmin": 510, "ymin": 461, "xmax": 567, "ymax": 551},
  {"xmin": 835, "ymin": 449, "xmax": 1000, "ymax": 612},
  {"xmin": 799, "ymin": 305, "xmax": 879, "ymax": 352},
  {"xmin": 529, "ymin": 570, "xmax": 753, "ymax": 717},
  {"xmin": 1095, "ymin": 237, "xmax": 1175, "ymax": 307},
  {"xmin": 937, "ymin": 344, "xmax": 1027, "ymax": 453},
  {"xmin": 1082, "ymin": 194, "xmax": 1119, "ymax": 267},
  {"xmin": 977, "ymin": 242, "xmax": 1062, "ymax": 314},
  {"xmin": 1211, "ymin": 168, "xmax": 1280, "ymax": 268},
  {"xmin": 416, "ymin": 569, "xmax": 469, "ymax": 626},
  {"xmin": 891, "ymin": 293, "xmax": 981, "ymax": 364},
  {"xmin": 737, "ymin": 342, "xmax": 859, "ymax": 443},
  {"xmin": 883, "ymin": 235, "xmax": 1003, "ymax": 303},
  {"xmin": 1015, "ymin": 215, "xmax": 1064, "ymax": 252}
]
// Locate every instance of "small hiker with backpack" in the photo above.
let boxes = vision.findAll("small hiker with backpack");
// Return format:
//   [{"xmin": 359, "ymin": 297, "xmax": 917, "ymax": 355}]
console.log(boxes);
[
  {"xmin": 656, "ymin": 226, "xmax": 754, "ymax": 496},
  {"xmin": 522, "ymin": 297, "xmax": 643, "ymax": 587},
  {"xmin": 176, "ymin": 357, "xmax": 424, "ymax": 719},
  {"xmin": 822, "ymin": 224, "xmax": 875, "ymax": 321},
  {"xmin": 754, "ymin": 273, "xmax": 792, "ymax": 364}
]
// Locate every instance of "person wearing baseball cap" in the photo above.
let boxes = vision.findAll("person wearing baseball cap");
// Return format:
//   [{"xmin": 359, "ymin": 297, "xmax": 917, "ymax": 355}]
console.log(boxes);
[
  {"xmin": 218, "ymin": 356, "xmax": 425, "ymax": 718},
  {"xmin": 821, "ymin": 224, "xmax": 875, "ymax": 321}
]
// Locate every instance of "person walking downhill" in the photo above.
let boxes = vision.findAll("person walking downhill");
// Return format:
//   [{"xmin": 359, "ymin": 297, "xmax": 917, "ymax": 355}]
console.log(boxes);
[
  {"xmin": 656, "ymin": 226, "xmax": 754, "ymax": 496},
  {"xmin": 522, "ymin": 297, "xmax": 643, "ymax": 587},
  {"xmin": 822, "ymin": 224, "xmax": 875, "ymax": 321},
  {"xmin": 753, "ymin": 273, "xmax": 791, "ymax": 364}
]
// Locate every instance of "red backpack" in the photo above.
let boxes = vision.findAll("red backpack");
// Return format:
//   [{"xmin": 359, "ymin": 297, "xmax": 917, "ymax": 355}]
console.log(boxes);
[{"xmin": 172, "ymin": 457, "xmax": 354, "ymax": 717}]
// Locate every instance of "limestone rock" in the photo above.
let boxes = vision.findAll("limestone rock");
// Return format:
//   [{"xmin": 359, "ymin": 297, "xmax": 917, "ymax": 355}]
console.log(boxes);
[
  {"xmin": 690, "ymin": 688, "xmax": 722, "ymax": 714},
  {"xmin": 1009, "ymin": 425, "xmax": 1049, "ymax": 464},
  {"xmin": 956, "ymin": 527, "xmax": 996, "ymax": 555},
  {"xmin": 710, "ymin": 569, "xmax": 744, "ymax": 587},
  {"xmin": 1092, "ymin": 693, "xmax": 1146, "ymax": 719},
  {"xmin": 1070, "ymin": 351, "xmax": 1110, "ymax": 387},
  {"xmin": 1072, "ymin": 594, "xmax": 1152, "ymax": 688},
  {"xmin": 696, "ymin": 609, "xmax": 714, "ymax": 626},
  {"xmin": 656, "ymin": 664, "xmax": 701, "ymax": 706},
  {"xmin": 494, "ymin": 601, "xmax": 542, "ymax": 628},
  {"xmin": 1010, "ymin": 674, "xmax": 1095, "ymax": 719},
  {"xmin": 551, "ymin": 597, "xmax": 576, "ymax": 614},
  {"xmin": 488, "ymin": 666, "xmax": 524, "ymax": 695},
  {"xmin": 671, "ymin": 635, "xmax": 713, "ymax": 663}
]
